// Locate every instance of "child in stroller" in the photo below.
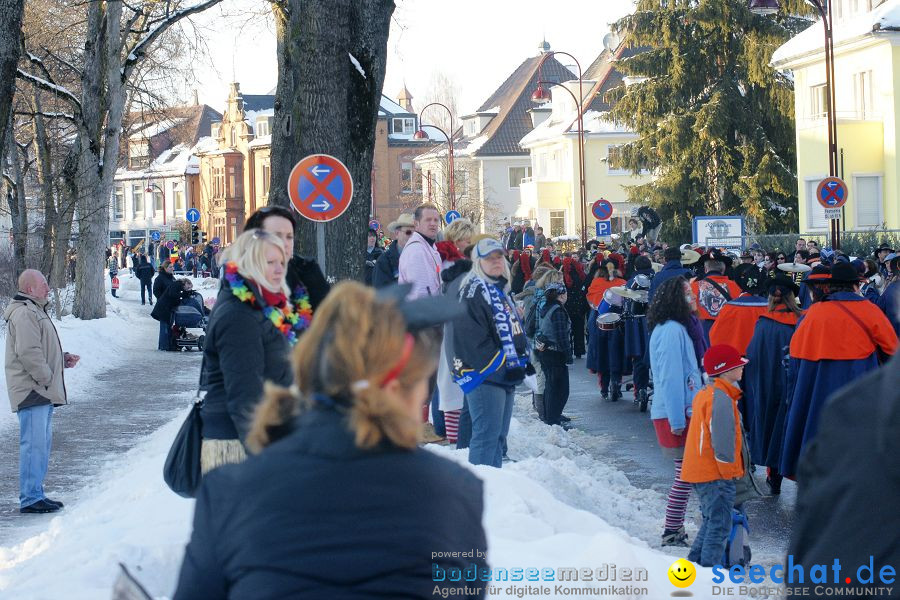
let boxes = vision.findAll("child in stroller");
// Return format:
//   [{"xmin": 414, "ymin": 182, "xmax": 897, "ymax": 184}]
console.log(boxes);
[{"xmin": 170, "ymin": 285, "xmax": 210, "ymax": 351}]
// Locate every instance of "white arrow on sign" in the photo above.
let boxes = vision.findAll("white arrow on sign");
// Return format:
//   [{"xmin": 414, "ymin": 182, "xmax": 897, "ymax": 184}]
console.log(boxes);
[
  {"xmin": 311, "ymin": 199, "xmax": 332, "ymax": 211},
  {"xmin": 310, "ymin": 165, "xmax": 332, "ymax": 178}
]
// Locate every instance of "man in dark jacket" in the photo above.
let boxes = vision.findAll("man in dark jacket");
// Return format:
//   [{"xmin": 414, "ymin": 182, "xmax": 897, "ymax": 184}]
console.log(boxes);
[
  {"xmin": 374, "ymin": 214, "xmax": 415, "ymax": 288},
  {"xmin": 364, "ymin": 229, "xmax": 384, "ymax": 286},
  {"xmin": 151, "ymin": 263, "xmax": 181, "ymax": 350},
  {"xmin": 788, "ymin": 353, "xmax": 899, "ymax": 598},
  {"xmin": 135, "ymin": 255, "xmax": 155, "ymax": 305},
  {"xmin": 158, "ymin": 241, "xmax": 171, "ymax": 265},
  {"xmin": 648, "ymin": 247, "xmax": 694, "ymax": 301}
]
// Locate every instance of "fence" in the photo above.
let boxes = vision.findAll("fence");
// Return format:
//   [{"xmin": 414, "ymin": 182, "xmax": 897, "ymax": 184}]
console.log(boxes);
[{"xmin": 707, "ymin": 229, "xmax": 900, "ymax": 258}]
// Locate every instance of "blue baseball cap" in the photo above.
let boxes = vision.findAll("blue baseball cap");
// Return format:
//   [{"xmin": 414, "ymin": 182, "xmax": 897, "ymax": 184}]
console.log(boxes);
[{"xmin": 475, "ymin": 238, "xmax": 506, "ymax": 258}]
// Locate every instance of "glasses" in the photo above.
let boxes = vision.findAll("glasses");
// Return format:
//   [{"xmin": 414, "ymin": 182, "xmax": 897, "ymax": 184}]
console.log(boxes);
[
  {"xmin": 401, "ymin": 229, "xmax": 414, "ymax": 236},
  {"xmin": 777, "ymin": 256, "xmax": 786, "ymax": 261}
]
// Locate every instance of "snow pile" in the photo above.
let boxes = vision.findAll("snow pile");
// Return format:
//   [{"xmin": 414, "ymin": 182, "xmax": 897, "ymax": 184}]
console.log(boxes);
[{"xmin": 0, "ymin": 383, "xmax": 732, "ymax": 599}]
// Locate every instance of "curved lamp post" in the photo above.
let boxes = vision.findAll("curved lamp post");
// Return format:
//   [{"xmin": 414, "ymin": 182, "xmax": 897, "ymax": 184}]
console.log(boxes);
[
  {"xmin": 414, "ymin": 102, "xmax": 456, "ymax": 211},
  {"xmin": 145, "ymin": 182, "xmax": 166, "ymax": 226},
  {"xmin": 751, "ymin": 0, "xmax": 840, "ymax": 249},
  {"xmin": 532, "ymin": 50, "xmax": 587, "ymax": 248}
]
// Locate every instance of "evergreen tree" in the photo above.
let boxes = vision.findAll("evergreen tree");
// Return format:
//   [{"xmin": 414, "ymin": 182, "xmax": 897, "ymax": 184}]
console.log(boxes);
[{"xmin": 610, "ymin": 0, "xmax": 813, "ymax": 243}]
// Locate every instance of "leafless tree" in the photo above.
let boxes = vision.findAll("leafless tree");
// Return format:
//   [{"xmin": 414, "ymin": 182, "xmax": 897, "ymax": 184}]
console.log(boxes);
[
  {"xmin": 419, "ymin": 70, "xmax": 460, "ymax": 134},
  {"xmin": 0, "ymin": 0, "xmax": 25, "ymax": 154}
]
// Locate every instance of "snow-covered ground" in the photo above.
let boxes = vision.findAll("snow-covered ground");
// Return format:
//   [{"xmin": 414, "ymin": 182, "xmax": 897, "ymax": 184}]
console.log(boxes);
[{"xmin": 1, "ymin": 273, "xmax": 734, "ymax": 599}]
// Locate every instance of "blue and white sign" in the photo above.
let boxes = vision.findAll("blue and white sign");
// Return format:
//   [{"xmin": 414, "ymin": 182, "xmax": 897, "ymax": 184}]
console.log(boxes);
[
  {"xmin": 150, "ymin": 231, "xmax": 161, "ymax": 242},
  {"xmin": 692, "ymin": 216, "xmax": 746, "ymax": 250},
  {"xmin": 212, "ymin": 237, "xmax": 220, "ymax": 246},
  {"xmin": 591, "ymin": 199, "xmax": 614, "ymax": 221},
  {"xmin": 595, "ymin": 220, "xmax": 611, "ymax": 237},
  {"xmin": 186, "ymin": 208, "xmax": 201, "ymax": 224},
  {"xmin": 369, "ymin": 219, "xmax": 380, "ymax": 231},
  {"xmin": 445, "ymin": 210, "xmax": 461, "ymax": 224}
]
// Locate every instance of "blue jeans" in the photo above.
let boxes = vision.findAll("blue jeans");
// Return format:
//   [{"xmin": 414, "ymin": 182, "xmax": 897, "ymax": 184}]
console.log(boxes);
[
  {"xmin": 466, "ymin": 384, "xmax": 514, "ymax": 468},
  {"xmin": 689, "ymin": 479, "xmax": 736, "ymax": 567},
  {"xmin": 18, "ymin": 404, "xmax": 54, "ymax": 508},
  {"xmin": 430, "ymin": 387, "xmax": 445, "ymax": 437},
  {"xmin": 159, "ymin": 319, "xmax": 171, "ymax": 350},
  {"xmin": 456, "ymin": 396, "xmax": 471, "ymax": 450}
]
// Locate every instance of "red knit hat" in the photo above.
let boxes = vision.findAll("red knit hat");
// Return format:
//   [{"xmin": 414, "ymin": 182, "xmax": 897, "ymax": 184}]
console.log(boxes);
[{"xmin": 703, "ymin": 345, "xmax": 749, "ymax": 376}]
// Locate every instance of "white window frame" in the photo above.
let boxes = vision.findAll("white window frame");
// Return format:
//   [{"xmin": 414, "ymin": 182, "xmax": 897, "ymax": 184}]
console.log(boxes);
[
  {"xmin": 400, "ymin": 162, "xmax": 414, "ymax": 193},
  {"xmin": 131, "ymin": 183, "xmax": 144, "ymax": 217},
  {"xmin": 810, "ymin": 83, "xmax": 827, "ymax": 120},
  {"xmin": 549, "ymin": 209, "xmax": 567, "ymax": 238},
  {"xmin": 852, "ymin": 173, "xmax": 883, "ymax": 228},
  {"xmin": 508, "ymin": 166, "xmax": 532, "ymax": 189},
  {"xmin": 606, "ymin": 144, "xmax": 629, "ymax": 176},
  {"xmin": 805, "ymin": 176, "xmax": 829, "ymax": 230},
  {"xmin": 174, "ymin": 186, "xmax": 185, "ymax": 213},
  {"xmin": 255, "ymin": 119, "xmax": 270, "ymax": 138},
  {"xmin": 114, "ymin": 186, "xmax": 125, "ymax": 220},
  {"xmin": 853, "ymin": 70, "xmax": 874, "ymax": 120}
]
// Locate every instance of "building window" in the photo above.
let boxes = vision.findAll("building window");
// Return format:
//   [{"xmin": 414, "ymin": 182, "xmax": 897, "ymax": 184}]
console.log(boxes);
[
  {"xmin": 607, "ymin": 145, "xmax": 629, "ymax": 175},
  {"xmin": 400, "ymin": 162, "xmax": 414, "ymax": 193},
  {"xmin": 153, "ymin": 190, "xmax": 164, "ymax": 214},
  {"xmin": 549, "ymin": 210, "xmax": 566, "ymax": 237},
  {"xmin": 392, "ymin": 118, "xmax": 415, "ymax": 134},
  {"xmin": 508, "ymin": 166, "xmax": 532, "ymax": 189},
  {"xmin": 211, "ymin": 122, "xmax": 221, "ymax": 139},
  {"xmin": 853, "ymin": 71, "xmax": 874, "ymax": 119},
  {"xmin": 114, "ymin": 186, "xmax": 124, "ymax": 220},
  {"xmin": 255, "ymin": 119, "xmax": 270, "ymax": 138},
  {"xmin": 262, "ymin": 163, "xmax": 271, "ymax": 196},
  {"xmin": 810, "ymin": 84, "xmax": 827, "ymax": 119},
  {"xmin": 213, "ymin": 167, "xmax": 225, "ymax": 197},
  {"xmin": 129, "ymin": 139, "xmax": 149, "ymax": 169},
  {"xmin": 230, "ymin": 127, "xmax": 236, "ymax": 147},
  {"xmin": 132, "ymin": 183, "xmax": 144, "ymax": 216},
  {"xmin": 174, "ymin": 189, "xmax": 185, "ymax": 212},
  {"xmin": 854, "ymin": 175, "xmax": 882, "ymax": 228},
  {"xmin": 456, "ymin": 170, "xmax": 470, "ymax": 196},
  {"xmin": 805, "ymin": 178, "xmax": 828, "ymax": 230}
]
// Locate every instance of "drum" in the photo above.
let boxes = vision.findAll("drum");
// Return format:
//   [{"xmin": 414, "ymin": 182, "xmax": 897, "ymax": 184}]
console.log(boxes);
[
  {"xmin": 603, "ymin": 289, "xmax": 624, "ymax": 308},
  {"xmin": 596, "ymin": 312, "xmax": 622, "ymax": 331},
  {"xmin": 633, "ymin": 274, "xmax": 652, "ymax": 289}
]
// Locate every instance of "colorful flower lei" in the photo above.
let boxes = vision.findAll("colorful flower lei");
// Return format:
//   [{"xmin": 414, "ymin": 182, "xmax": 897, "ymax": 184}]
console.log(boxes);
[{"xmin": 224, "ymin": 262, "xmax": 312, "ymax": 346}]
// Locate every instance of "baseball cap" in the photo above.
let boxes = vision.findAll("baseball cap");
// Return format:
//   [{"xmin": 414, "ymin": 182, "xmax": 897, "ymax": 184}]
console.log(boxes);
[
  {"xmin": 474, "ymin": 238, "xmax": 506, "ymax": 258},
  {"xmin": 703, "ymin": 345, "xmax": 749, "ymax": 377}
]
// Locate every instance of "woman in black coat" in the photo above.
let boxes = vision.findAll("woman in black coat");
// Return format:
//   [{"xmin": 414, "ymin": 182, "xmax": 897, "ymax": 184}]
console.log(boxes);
[
  {"xmin": 199, "ymin": 230, "xmax": 297, "ymax": 473},
  {"xmin": 150, "ymin": 262, "xmax": 179, "ymax": 350},
  {"xmin": 174, "ymin": 282, "xmax": 486, "ymax": 600}
]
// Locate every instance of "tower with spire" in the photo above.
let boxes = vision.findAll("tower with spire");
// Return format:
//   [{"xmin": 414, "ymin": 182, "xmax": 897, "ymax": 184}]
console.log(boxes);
[{"xmin": 397, "ymin": 84, "xmax": 414, "ymax": 112}]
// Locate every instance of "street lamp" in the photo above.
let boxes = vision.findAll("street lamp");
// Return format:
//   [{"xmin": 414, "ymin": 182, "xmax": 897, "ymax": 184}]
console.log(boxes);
[
  {"xmin": 145, "ymin": 182, "xmax": 167, "ymax": 226},
  {"xmin": 532, "ymin": 50, "xmax": 587, "ymax": 248},
  {"xmin": 415, "ymin": 102, "xmax": 456, "ymax": 211},
  {"xmin": 414, "ymin": 124, "xmax": 453, "ymax": 207},
  {"xmin": 751, "ymin": 0, "xmax": 840, "ymax": 249}
]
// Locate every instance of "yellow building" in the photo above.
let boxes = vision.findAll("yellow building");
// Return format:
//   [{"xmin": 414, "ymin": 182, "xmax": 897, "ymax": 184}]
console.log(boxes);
[
  {"xmin": 518, "ymin": 43, "xmax": 654, "ymax": 238},
  {"xmin": 772, "ymin": 0, "xmax": 900, "ymax": 233}
]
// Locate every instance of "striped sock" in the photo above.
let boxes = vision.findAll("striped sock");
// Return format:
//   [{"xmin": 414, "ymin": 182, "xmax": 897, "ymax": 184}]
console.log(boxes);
[
  {"xmin": 664, "ymin": 458, "xmax": 691, "ymax": 531},
  {"xmin": 443, "ymin": 410, "xmax": 461, "ymax": 444}
]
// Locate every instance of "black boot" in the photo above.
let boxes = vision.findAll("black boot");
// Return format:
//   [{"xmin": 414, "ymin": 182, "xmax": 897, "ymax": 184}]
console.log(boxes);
[
  {"xmin": 610, "ymin": 382, "xmax": 622, "ymax": 402},
  {"xmin": 533, "ymin": 393, "xmax": 545, "ymax": 421}
]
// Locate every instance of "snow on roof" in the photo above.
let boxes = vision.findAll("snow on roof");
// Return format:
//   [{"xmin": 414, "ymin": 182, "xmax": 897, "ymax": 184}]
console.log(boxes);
[
  {"xmin": 481, "ymin": 106, "xmax": 501, "ymax": 114},
  {"xmin": 244, "ymin": 109, "xmax": 274, "ymax": 133},
  {"xmin": 378, "ymin": 95, "xmax": 412, "ymax": 116},
  {"xmin": 191, "ymin": 135, "xmax": 219, "ymax": 154},
  {"xmin": 520, "ymin": 109, "xmax": 631, "ymax": 147},
  {"xmin": 115, "ymin": 143, "xmax": 195, "ymax": 180},
  {"xmin": 248, "ymin": 134, "xmax": 271, "ymax": 148},
  {"xmin": 772, "ymin": 0, "xmax": 900, "ymax": 66},
  {"xmin": 129, "ymin": 118, "xmax": 187, "ymax": 140}
]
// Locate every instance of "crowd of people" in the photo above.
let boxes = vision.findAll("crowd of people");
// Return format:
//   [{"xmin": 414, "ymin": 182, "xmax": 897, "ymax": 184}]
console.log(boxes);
[{"xmin": 13, "ymin": 202, "xmax": 893, "ymax": 596}]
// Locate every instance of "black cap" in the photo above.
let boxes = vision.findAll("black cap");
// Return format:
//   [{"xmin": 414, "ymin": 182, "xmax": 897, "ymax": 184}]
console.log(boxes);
[
  {"xmin": 766, "ymin": 275, "xmax": 800, "ymax": 298},
  {"xmin": 734, "ymin": 264, "xmax": 763, "ymax": 294},
  {"xmin": 827, "ymin": 262, "xmax": 863, "ymax": 284}
]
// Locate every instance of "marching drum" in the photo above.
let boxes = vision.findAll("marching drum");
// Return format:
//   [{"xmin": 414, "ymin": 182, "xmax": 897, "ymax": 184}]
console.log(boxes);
[{"xmin": 596, "ymin": 312, "xmax": 622, "ymax": 331}]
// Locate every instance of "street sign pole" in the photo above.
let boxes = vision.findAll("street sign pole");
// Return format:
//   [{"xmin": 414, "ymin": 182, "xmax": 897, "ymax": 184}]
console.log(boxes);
[{"xmin": 316, "ymin": 222, "xmax": 326, "ymax": 276}]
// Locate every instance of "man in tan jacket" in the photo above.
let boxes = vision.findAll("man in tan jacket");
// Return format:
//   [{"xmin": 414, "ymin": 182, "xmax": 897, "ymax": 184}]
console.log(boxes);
[{"xmin": 4, "ymin": 269, "xmax": 79, "ymax": 513}]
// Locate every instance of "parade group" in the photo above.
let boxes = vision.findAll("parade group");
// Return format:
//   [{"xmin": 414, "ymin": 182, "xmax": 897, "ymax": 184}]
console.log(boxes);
[{"xmin": 83, "ymin": 202, "xmax": 897, "ymax": 596}]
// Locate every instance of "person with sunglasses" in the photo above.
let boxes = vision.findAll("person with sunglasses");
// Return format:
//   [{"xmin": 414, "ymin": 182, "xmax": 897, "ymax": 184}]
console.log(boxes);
[
  {"xmin": 244, "ymin": 205, "xmax": 330, "ymax": 310},
  {"xmin": 373, "ymin": 213, "xmax": 415, "ymax": 288}
]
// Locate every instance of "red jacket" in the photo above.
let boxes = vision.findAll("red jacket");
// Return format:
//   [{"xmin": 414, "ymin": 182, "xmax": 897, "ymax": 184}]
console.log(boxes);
[{"xmin": 790, "ymin": 296, "xmax": 897, "ymax": 361}]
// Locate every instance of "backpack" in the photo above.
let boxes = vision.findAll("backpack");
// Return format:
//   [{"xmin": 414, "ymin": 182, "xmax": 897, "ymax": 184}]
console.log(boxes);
[{"xmin": 723, "ymin": 508, "xmax": 752, "ymax": 567}]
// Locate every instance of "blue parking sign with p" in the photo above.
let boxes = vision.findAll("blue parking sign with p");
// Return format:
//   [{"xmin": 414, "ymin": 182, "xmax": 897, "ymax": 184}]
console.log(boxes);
[{"xmin": 595, "ymin": 221, "xmax": 611, "ymax": 237}]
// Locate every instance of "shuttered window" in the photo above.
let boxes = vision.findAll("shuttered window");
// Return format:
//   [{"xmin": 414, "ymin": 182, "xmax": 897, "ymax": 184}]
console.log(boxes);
[
  {"xmin": 854, "ymin": 175, "xmax": 882, "ymax": 228},
  {"xmin": 806, "ymin": 179, "xmax": 828, "ymax": 230}
]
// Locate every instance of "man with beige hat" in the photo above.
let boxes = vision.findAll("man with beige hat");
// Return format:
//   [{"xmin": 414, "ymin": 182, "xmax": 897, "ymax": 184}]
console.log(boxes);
[{"xmin": 373, "ymin": 213, "xmax": 415, "ymax": 288}]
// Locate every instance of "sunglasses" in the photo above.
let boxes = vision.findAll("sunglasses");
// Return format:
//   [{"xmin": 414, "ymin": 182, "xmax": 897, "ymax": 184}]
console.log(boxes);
[
  {"xmin": 778, "ymin": 256, "xmax": 786, "ymax": 260},
  {"xmin": 401, "ymin": 229, "xmax": 414, "ymax": 236}
]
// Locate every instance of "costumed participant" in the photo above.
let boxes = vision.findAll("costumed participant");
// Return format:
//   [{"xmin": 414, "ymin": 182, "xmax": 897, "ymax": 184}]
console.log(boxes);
[
  {"xmin": 796, "ymin": 264, "xmax": 830, "ymax": 309},
  {"xmin": 510, "ymin": 248, "xmax": 536, "ymax": 294},
  {"xmin": 562, "ymin": 256, "xmax": 587, "ymax": 359},
  {"xmin": 876, "ymin": 255, "xmax": 899, "ymax": 336},
  {"xmin": 709, "ymin": 264, "xmax": 768, "ymax": 356},
  {"xmin": 744, "ymin": 275, "xmax": 803, "ymax": 496},
  {"xmin": 173, "ymin": 282, "xmax": 488, "ymax": 599},
  {"xmin": 586, "ymin": 260, "xmax": 627, "ymax": 401},
  {"xmin": 636, "ymin": 205, "xmax": 662, "ymax": 244},
  {"xmin": 647, "ymin": 277, "xmax": 703, "ymax": 547},
  {"xmin": 624, "ymin": 255, "xmax": 654, "ymax": 407},
  {"xmin": 649, "ymin": 247, "xmax": 696, "ymax": 301},
  {"xmin": 690, "ymin": 250, "xmax": 742, "ymax": 343},
  {"xmin": 780, "ymin": 262, "xmax": 898, "ymax": 479}
]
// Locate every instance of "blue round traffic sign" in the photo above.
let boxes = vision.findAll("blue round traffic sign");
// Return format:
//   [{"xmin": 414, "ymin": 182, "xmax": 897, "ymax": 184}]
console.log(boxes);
[
  {"xmin": 186, "ymin": 208, "xmax": 201, "ymax": 224},
  {"xmin": 369, "ymin": 219, "xmax": 380, "ymax": 231},
  {"xmin": 288, "ymin": 154, "xmax": 354, "ymax": 222},
  {"xmin": 592, "ymin": 199, "xmax": 613, "ymax": 221},
  {"xmin": 445, "ymin": 210, "xmax": 461, "ymax": 225},
  {"xmin": 150, "ymin": 231, "xmax": 161, "ymax": 242},
  {"xmin": 212, "ymin": 237, "xmax": 220, "ymax": 246},
  {"xmin": 816, "ymin": 177, "xmax": 848, "ymax": 209}
]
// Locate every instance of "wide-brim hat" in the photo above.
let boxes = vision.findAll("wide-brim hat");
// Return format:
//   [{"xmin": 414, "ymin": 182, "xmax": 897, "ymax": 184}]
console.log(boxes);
[
  {"xmin": 827, "ymin": 262, "xmax": 863, "ymax": 284},
  {"xmin": 804, "ymin": 264, "xmax": 832, "ymax": 285},
  {"xmin": 680, "ymin": 249, "xmax": 701, "ymax": 265},
  {"xmin": 766, "ymin": 275, "xmax": 800, "ymax": 298},
  {"xmin": 733, "ymin": 264, "xmax": 764, "ymax": 294},
  {"xmin": 388, "ymin": 213, "xmax": 415, "ymax": 233}
]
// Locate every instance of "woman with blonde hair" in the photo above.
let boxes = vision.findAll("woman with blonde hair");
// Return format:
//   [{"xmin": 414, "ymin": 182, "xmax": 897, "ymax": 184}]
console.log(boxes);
[
  {"xmin": 198, "ymin": 229, "xmax": 306, "ymax": 473},
  {"xmin": 174, "ymin": 282, "xmax": 486, "ymax": 598}
]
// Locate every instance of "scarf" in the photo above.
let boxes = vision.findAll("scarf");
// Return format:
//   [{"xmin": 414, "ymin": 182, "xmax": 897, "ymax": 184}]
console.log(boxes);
[
  {"xmin": 224, "ymin": 262, "xmax": 312, "ymax": 346},
  {"xmin": 684, "ymin": 315, "xmax": 709, "ymax": 371},
  {"xmin": 562, "ymin": 257, "xmax": 573, "ymax": 288},
  {"xmin": 519, "ymin": 253, "xmax": 533, "ymax": 281},
  {"xmin": 435, "ymin": 240, "xmax": 464, "ymax": 264},
  {"xmin": 455, "ymin": 276, "xmax": 527, "ymax": 393}
]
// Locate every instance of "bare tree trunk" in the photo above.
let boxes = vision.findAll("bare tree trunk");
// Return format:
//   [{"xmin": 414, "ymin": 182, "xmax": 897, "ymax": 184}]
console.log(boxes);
[
  {"xmin": 0, "ymin": 0, "xmax": 25, "ymax": 154},
  {"xmin": 5, "ymin": 126, "xmax": 28, "ymax": 277},
  {"xmin": 32, "ymin": 94, "xmax": 58, "ymax": 277},
  {"xmin": 51, "ymin": 149, "xmax": 78, "ymax": 289},
  {"xmin": 269, "ymin": 0, "xmax": 394, "ymax": 281}
]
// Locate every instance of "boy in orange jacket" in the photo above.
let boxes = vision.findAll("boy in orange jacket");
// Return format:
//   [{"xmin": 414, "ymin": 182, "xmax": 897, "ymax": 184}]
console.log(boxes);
[{"xmin": 682, "ymin": 344, "xmax": 748, "ymax": 567}]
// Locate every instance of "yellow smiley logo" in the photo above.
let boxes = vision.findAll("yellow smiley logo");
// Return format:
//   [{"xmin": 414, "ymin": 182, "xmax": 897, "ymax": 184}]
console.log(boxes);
[{"xmin": 668, "ymin": 558, "xmax": 696, "ymax": 588}]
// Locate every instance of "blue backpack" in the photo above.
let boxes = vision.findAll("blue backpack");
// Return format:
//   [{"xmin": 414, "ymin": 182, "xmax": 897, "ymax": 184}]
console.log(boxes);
[{"xmin": 723, "ymin": 508, "xmax": 751, "ymax": 567}]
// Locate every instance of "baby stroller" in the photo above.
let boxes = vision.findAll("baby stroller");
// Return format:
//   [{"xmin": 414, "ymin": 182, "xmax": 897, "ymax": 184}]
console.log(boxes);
[{"xmin": 170, "ymin": 290, "xmax": 208, "ymax": 351}]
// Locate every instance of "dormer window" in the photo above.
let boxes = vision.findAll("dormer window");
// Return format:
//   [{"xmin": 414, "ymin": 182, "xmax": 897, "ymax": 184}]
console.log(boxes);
[
  {"xmin": 129, "ymin": 139, "xmax": 149, "ymax": 169},
  {"xmin": 211, "ymin": 122, "xmax": 222, "ymax": 139},
  {"xmin": 255, "ymin": 118, "xmax": 270, "ymax": 138},
  {"xmin": 392, "ymin": 117, "xmax": 415, "ymax": 134},
  {"xmin": 467, "ymin": 120, "xmax": 479, "ymax": 136}
]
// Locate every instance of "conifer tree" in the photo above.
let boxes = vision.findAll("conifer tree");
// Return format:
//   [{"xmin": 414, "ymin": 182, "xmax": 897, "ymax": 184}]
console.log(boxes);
[{"xmin": 610, "ymin": 0, "xmax": 813, "ymax": 242}]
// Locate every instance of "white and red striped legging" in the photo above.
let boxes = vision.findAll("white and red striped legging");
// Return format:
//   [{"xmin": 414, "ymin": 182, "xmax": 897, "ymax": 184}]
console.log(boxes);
[
  {"xmin": 443, "ymin": 410, "xmax": 461, "ymax": 444},
  {"xmin": 665, "ymin": 458, "xmax": 691, "ymax": 531}
]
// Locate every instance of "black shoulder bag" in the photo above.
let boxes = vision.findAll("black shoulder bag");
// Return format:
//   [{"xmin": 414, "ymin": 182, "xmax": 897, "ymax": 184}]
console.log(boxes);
[{"xmin": 163, "ymin": 358, "xmax": 205, "ymax": 498}]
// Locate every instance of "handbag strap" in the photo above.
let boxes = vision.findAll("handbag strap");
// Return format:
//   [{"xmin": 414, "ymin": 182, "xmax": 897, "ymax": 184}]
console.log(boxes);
[
  {"xmin": 195, "ymin": 355, "xmax": 206, "ymax": 405},
  {"xmin": 705, "ymin": 277, "xmax": 733, "ymax": 302}
]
